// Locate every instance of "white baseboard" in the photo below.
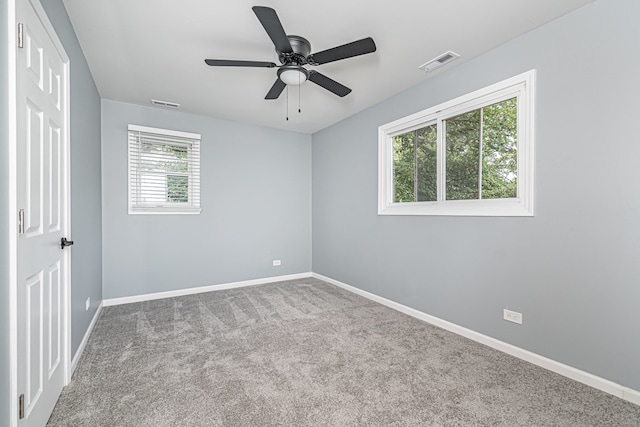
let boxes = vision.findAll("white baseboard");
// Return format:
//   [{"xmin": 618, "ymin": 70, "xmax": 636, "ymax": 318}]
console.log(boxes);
[
  {"xmin": 70, "ymin": 300, "xmax": 103, "ymax": 377},
  {"xmin": 102, "ymin": 272, "xmax": 313, "ymax": 307},
  {"xmin": 312, "ymin": 273, "xmax": 640, "ymax": 407}
]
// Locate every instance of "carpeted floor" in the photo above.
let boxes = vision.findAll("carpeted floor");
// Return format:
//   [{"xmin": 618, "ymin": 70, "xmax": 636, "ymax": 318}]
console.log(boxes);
[{"xmin": 48, "ymin": 278, "xmax": 640, "ymax": 426}]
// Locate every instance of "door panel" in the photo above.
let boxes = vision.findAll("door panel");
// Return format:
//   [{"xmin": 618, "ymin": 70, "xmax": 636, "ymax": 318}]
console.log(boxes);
[
  {"xmin": 25, "ymin": 270, "xmax": 43, "ymax": 417},
  {"xmin": 25, "ymin": 29, "xmax": 43, "ymax": 90},
  {"xmin": 49, "ymin": 67, "xmax": 61, "ymax": 111},
  {"xmin": 48, "ymin": 124, "xmax": 60, "ymax": 232},
  {"xmin": 25, "ymin": 101, "xmax": 43, "ymax": 237},
  {"xmin": 47, "ymin": 262, "xmax": 61, "ymax": 378},
  {"xmin": 16, "ymin": 0, "xmax": 70, "ymax": 425}
]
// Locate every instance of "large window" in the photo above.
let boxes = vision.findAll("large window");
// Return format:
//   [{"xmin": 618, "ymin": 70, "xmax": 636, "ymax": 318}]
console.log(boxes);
[
  {"xmin": 378, "ymin": 70, "xmax": 535, "ymax": 216},
  {"xmin": 128, "ymin": 124, "xmax": 201, "ymax": 214}
]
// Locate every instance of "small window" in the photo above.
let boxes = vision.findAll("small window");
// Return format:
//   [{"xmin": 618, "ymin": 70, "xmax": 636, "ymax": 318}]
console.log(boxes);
[
  {"xmin": 379, "ymin": 70, "xmax": 535, "ymax": 216},
  {"xmin": 128, "ymin": 124, "xmax": 201, "ymax": 214}
]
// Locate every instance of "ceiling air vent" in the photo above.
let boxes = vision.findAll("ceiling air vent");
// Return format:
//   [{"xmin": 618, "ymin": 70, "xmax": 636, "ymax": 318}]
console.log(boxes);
[
  {"xmin": 418, "ymin": 51, "xmax": 460, "ymax": 73},
  {"xmin": 151, "ymin": 99, "xmax": 180, "ymax": 108}
]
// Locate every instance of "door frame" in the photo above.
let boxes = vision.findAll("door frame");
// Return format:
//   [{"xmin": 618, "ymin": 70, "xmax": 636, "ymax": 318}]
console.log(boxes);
[{"xmin": 7, "ymin": 0, "xmax": 72, "ymax": 425}]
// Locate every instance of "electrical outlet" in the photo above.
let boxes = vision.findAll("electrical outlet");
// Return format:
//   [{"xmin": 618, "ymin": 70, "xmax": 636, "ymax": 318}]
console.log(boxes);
[
  {"xmin": 85, "ymin": 297, "xmax": 91, "ymax": 311},
  {"xmin": 503, "ymin": 309, "xmax": 522, "ymax": 324},
  {"xmin": 272, "ymin": 259, "xmax": 281, "ymax": 266}
]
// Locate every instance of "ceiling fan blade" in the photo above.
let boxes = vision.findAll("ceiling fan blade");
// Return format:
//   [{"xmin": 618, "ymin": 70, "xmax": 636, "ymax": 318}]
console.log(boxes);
[
  {"xmin": 252, "ymin": 6, "xmax": 293, "ymax": 54},
  {"xmin": 310, "ymin": 37, "xmax": 376, "ymax": 65},
  {"xmin": 308, "ymin": 71, "xmax": 352, "ymax": 97},
  {"xmin": 205, "ymin": 59, "xmax": 277, "ymax": 68},
  {"xmin": 265, "ymin": 78, "xmax": 286, "ymax": 100}
]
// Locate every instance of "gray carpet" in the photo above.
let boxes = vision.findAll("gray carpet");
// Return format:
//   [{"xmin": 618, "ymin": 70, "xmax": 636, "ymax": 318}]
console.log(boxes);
[{"xmin": 48, "ymin": 278, "xmax": 640, "ymax": 426}]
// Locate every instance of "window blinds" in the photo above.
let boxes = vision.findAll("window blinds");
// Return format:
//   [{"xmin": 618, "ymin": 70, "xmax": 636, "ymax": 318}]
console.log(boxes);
[{"xmin": 128, "ymin": 125, "xmax": 201, "ymax": 213}]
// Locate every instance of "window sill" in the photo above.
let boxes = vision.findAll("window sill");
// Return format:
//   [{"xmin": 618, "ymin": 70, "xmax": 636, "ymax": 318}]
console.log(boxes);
[
  {"xmin": 128, "ymin": 207, "xmax": 201, "ymax": 215},
  {"xmin": 378, "ymin": 198, "xmax": 533, "ymax": 217}
]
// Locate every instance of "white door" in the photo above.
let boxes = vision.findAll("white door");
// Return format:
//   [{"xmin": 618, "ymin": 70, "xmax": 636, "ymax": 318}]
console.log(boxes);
[{"xmin": 16, "ymin": 0, "xmax": 70, "ymax": 425}]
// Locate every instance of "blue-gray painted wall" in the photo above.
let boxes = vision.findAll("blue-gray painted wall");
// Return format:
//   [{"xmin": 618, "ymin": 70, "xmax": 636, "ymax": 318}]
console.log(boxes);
[
  {"xmin": 312, "ymin": 0, "xmax": 640, "ymax": 391},
  {"xmin": 101, "ymin": 100, "xmax": 312, "ymax": 299},
  {"xmin": 39, "ymin": 0, "xmax": 103, "ymax": 357},
  {"xmin": 1, "ymin": 0, "xmax": 12, "ymax": 424}
]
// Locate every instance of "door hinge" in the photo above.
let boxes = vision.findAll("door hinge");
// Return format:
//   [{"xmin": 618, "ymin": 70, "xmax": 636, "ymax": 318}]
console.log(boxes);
[
  {"xmin": 18, "ymin": 23, "xmax": 23, "ymax": 49},
  {"xmin": 18, "ymin": 209, "xmax": 25, "ymax": 234},
  {"xmin": 19, "ymin": 394, "xmax": 25, "ymax": 419}
]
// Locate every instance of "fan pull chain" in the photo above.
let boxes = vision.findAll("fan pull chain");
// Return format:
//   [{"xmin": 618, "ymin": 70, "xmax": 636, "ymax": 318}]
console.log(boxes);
[
  {"xmin": 286, "ymin": 85, "xmax": 289, "ymax": 121},
  {"xmin": 298, "ymin": 73, "xmax": 302, "ymax": 113}
]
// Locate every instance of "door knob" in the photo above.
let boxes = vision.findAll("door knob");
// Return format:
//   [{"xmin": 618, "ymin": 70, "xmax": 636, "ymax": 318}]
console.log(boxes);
[{"xmin": 60, "ymin": 237, "xmax": 74, "ymax": 249}]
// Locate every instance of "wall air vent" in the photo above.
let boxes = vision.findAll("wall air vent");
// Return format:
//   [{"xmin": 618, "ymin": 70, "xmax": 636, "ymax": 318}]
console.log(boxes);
[
  {"xmin": 151, "ymin": 99, "xmax": 180, "ymax": 108},
  {"xmin": 418, "ymin": 51, "xmax": 460, "ymax": 73}
]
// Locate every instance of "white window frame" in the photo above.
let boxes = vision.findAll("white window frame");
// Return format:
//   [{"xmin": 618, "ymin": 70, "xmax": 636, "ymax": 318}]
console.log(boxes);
[
  {"xmin": 378, "ymin": 70, "xmax": 535, "ymax": 216},
  {"xmin": 128, "ymin": 124, "xmax": 201, "ymax": 215}
]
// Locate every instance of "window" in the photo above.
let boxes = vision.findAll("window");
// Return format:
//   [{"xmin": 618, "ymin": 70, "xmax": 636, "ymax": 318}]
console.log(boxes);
[
  {"xmin": 128, "ymin": 124, "xmax": 201, "ymax": 214},
  {"xmin": 378, "ymin": 70, "xmax": 535, "ymax": 216}
]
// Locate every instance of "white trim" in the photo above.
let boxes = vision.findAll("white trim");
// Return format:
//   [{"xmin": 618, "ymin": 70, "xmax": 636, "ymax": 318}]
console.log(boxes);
[
  {"xmin": 127, "ymin": 124, "xmax": 201, "ymax": 215},
  {"xmin": 70, "ymin": 301, "xmax": 103, "ymax": 375},
  {"xmin": 127, "ymin": 124, "xmax": 200, "ymax": 141},
  {"xmin": 127, "ymin": 209, "xmax": 201, "ymax": 215},
  {"xmin": 311, "ymin": 273, "xmax": 640, "ymax": 407},
  {"xmin": 102, "ymin": 272, "xmax": 313, "ymax": 306},
  {"xmin": 378, "ymin": 70, "xmax": 535, "ymax": 217},
  {"xmin": 8, "ymin": 0, "xmax": 18, "ymax": 424},
  {"xmin": 61, "ymin": 21, "xmax": 72, "ymax": 388}
]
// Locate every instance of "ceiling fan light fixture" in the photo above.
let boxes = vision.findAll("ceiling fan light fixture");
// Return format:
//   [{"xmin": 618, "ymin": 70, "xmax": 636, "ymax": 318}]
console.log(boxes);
[{"xmin": 278, "ymin": 66, "xmax": 309, "ymax": 86}]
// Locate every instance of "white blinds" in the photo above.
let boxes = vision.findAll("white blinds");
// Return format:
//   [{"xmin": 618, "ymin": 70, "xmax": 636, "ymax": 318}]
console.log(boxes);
[{"xmin": 128, "ymin": 125, "xmax": 201, "ymax": 213}]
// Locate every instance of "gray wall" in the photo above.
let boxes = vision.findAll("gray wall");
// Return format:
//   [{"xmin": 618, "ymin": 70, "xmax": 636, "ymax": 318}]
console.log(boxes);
[
  {"xmin": 1, "ymin": 0, "xmax": 11, "ymax": 424},
  {"xmin": 312, "ymin": 0, "xmax": 640, "ymax": 391},
  {"xmin": 101, "ymin": 100, "xmax": 312, "ymax": 299},
  {"xmin": 39, "ymin": 0, "xmax": 103, "ymax": 356}
]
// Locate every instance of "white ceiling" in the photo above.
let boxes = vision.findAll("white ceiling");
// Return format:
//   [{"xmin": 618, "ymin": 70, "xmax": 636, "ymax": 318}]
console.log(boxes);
[{"xmin": 61, "ymin": 0, "xmax": 593, "ymax": 134}]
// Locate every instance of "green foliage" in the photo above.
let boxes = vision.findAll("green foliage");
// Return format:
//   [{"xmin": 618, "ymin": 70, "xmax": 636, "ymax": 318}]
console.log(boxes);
[
  {"xmin": 141, "ymin": 142, "xmax": 188, "ymax": 173},
  {"xmin": 167, "ymin": 175, "xmax": 188, "ymax": 203},
  {"xmin": 445, "ymin": 110, "xmax": 480, "ymax": 200},
  {"xmin": 416, "ymin": 125, "xmax": 437, "ymax": 202},
  {"xmin": 392, "ymin": 97, "xmax": 517, "ymax": 202},
  {"xmin": 393, "ymin": 132, "xmax": 415, "ymax": 203},
  {"xmin": 393, "ymin": 125, "xmax": 437, "ymax": 203},
  {"xmin": 481, "ymin": 98, "xmax": 517, "ymax": 199}
]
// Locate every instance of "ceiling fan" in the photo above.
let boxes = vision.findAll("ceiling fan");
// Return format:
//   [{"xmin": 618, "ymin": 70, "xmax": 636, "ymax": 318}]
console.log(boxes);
[{"xmin": 204, "ymin": 6, "xmax": 377, "ymax": 100}]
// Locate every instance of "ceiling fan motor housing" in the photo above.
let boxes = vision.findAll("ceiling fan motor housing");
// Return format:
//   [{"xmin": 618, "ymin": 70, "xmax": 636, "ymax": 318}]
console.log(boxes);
[{"xmin": 279, "ymin": 35, "xmax": 311, "ymax": 65}]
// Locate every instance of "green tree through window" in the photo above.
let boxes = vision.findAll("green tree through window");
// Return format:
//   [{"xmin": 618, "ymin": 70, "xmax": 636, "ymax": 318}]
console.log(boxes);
[
  {"xmin": 393, "ymin": 125, "xmax": 437, "ymax": 202},
  {"xmin": 392, "ymin": 98, "xmax": 517, "ymax": 203},
  {"xmin": 481, "ymin": 98, "xmax": 517, "ymax": 199},
  {"xmin": 167, "ymin": 175, "xmax": 188, "ymax": 203},
  {"xmin": 445, "ymin": 110, "xmax": 481, "ymax": 200}
]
